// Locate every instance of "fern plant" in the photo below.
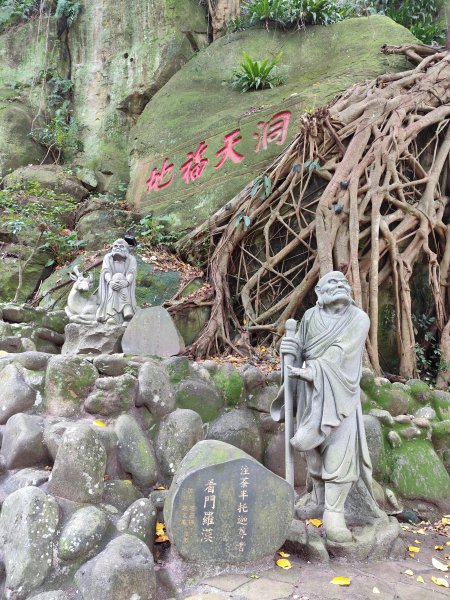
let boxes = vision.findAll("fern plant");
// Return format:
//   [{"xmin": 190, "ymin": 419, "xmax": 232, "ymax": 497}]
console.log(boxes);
[{"xmin": 232, "ymin": 51, "xmax": 285, "ymax": 92}]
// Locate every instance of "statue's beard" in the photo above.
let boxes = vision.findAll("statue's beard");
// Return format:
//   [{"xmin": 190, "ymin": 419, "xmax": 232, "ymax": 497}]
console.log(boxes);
[{"xmin": 112, "ymin": 250, "xmax": 128, "ymax": 261}]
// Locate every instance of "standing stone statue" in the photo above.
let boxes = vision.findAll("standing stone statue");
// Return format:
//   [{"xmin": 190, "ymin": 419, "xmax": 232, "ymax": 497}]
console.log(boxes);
[
  {"xmin": 96, "ymin": 238, "xmax": 137, "ymax": 326},
  {"xmin": 271, "ymin": 271, "xmax": 383, "ymax": 544}
]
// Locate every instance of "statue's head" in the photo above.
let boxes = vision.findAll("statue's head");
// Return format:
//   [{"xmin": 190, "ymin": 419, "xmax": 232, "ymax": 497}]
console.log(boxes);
[
  {"xmin": 111, "ymin": 238, "xmax": 130, "ymax": 260},
  {"xmin": 315, "ymin": 271, "xmax": 352, "ymax": 308}
]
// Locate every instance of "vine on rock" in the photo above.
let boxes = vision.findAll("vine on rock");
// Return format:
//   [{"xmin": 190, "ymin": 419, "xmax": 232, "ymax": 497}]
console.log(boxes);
[{"xmin": 172, "ymin": 45, "xmax": 450, "ymax": 385}]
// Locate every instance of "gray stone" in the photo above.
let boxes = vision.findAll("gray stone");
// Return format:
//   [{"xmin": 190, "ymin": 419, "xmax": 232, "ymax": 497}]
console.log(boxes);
[
  {"xmin": 363, "ymin": 415, "xmax": 386, "ymax": 479},
  {"xmin": 212, "ymin": 363, "xmax": 245, "ymax": 407},
  {"xmin": 0, "ymin": 363, "xmax": 36, "ymax": 424},
  {"xmin": 388, "ymin": 430, "xmax": 402, "ymax": 448},
  {"xmin": 35, "ymin": 327, "xmax": 65, "ymax": 347},
  {"xmin": 1, "ymin": 304, "xmax": 38, "ymax": 323},
  {"xmin": 44, "ymin": 356, "xmax": 98, "ymax": 417},
  {"xmin": 115, "ymin": 415, "xmax": 158, "ymax": 490},
  {"xmin": 379, "ymin": 387, "xmax": 410, "ymax": 416},
  {"xmin": 0, "ymin": 487, "xmax": 59, "ymax": 599},
  {"xmin": 4, "ymin": 164, "xmax": 89, "ymax": 202},
  {"xmin": 284, "ymin": 519, "xmax": 329, "ymax": 562},
  {"xmin": 412, "ymin": 417, "xmax": 431, "ymax": 428},
  {"xmin": 369, "ymin": 408, "xmax": 395, "ymax": 425},
  {"xmin": 117, "ymin": 498, "xmax": 157, "ymax": 548},
  {"xmin": 206, "ymin": 409, "xmax": 263, "ymax": 462},
  {"xmin": 7, "ymin": 351, "xmax": 52, "ymax": 371},
  {"xmin": 28, "ymin": 592, "xmax": 68, "ymax": 599},
  {"xmin": 1, "ymin": 413, "xmax": 49, "ymax": 469},
  {"xmin": 263, "ymin": 430, "xmax": 307, "ymax": 487},
  {"xmin": 163, "ymin": 356, "xmax": 191, "ymax": 383},
  {"xmin": 240, "ymin": 365, "xmax": 265, "ymax": 394},
  {"xmin": 164, "ymin": 440, "xmax": 294, "ymax": 563},
  {"xmin": 414, "ymin": 405, "xmax": 436, "ymax": 420},
  {"xmin": 122, "ymin": 307, "xmax": 185, "ymax": 357},
  {"xmin": 59, "ymin": 506, "xmax": 109, "ymax": 561},
  {"xmin": 62, "ymin": 322, "xmax": 124, "ymax": 355},
  {"xmin": 102, "ymin": 479, "xmax": 143, "ymax": 512},
  {"xmin": 74, "ymin": 534, "xmax": 156, "ymax": 600},
  {"xmin": 399, "ymin": 425, "xmax": 422, "ymax": 439},
  {"xmin": 84, "ymin": 373, "xmax": 138, "ymax": 416},
  {"xmin": 394, "ymin": 414, "xmax": 413, "ymax": 424},
  {"xmin": 176, "ymin": 378, "xmax": 223, "ymax": 422},
  {"xmin": 43, "ymin": 420, "xmax": 77, "ymax": 461},
  {"xmin": 247, "ymin": 383, "xmax": 278, "ymax": 413},
  {"xmin": 230, "ymin": 578, "xmax": 294, "ymax": 600},
  {"xmin": 48, "ymin": 425, "xmax": 106, "ymax": 502},
  {"xmin": 149, "ymin": 489, "xmax": 168, "ymax": 509},
  {"xmin": 136, "ymin": 360, "xmax": 175, "ymax": 417},
  {"xmin": 155, "ymin": 409, "xmax": 204, "ymax": 483},
  {"xmin": 76, "ymin": 167, "xmax": 98, "ymax": 190},
  {"xmin": 93, "ymin": 354, "xmax": 128, "ymax": 376},
  {"xmin": 0, "ymin": 468, "xmax": 50, "ymax": 498}
]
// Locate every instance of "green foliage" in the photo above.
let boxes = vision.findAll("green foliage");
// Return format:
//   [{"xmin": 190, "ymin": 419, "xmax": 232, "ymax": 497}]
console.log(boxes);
[
  {"xmin": 55, "ymin": 0, "xmax": 81, "ymax": 27},
  {"xmin": 31, "ymin": 74, "xmax": 82, "ymax": 161},
  {"xmin": 412, "ymin": 313, "xmax": 441, "ymax": 384},
  {"xmin": 350, "ymin": 0, "xmax": 446, "ymax": 45},
  {"xmin": 242, "ymin": 0, "xmax": 349, "ymax": 28},
  {"xmin": 232, "ymin": 50, "xmax": 285, "ymax": 92},
  {"xmin": 0, "ymin": 0, "xmax": 40, "ymax": 31},
  {"xmin": 135, "ymin": 214, "xmax": 179, "ymax": 248},
  {"xmin": 0, "ymin": 181, "xmax": 85, "ymax": 266}
]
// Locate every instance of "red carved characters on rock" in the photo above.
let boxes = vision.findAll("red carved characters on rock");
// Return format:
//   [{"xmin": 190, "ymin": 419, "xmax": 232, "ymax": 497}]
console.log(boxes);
[
  {"xmin": 253, "ymin": 111, "xmax": 291, "ymax": 153},
  {"xmin": 214, "ymin": 129, "xmax": 245, "ymax": 169},
  {"xmin": 180, "ymin": 141, "xmax": 209, "ymax": 183},
  {"xmin": 145, "ymin": 158, "xmax": 174, "ymax": 192}
]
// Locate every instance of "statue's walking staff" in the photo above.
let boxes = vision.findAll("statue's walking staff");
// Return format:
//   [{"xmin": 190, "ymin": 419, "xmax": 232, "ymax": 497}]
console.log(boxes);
[{"xmin": 283, "ymin": 318, "xmax": 298, "ymax": 487}]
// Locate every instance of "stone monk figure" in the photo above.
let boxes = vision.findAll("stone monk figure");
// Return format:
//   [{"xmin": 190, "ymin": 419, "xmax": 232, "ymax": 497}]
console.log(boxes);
[
  {"xmin": 271, "ymin": 271, "xmax": 382, "ymax": 543},
  {"xmin": 96, "ymin": 238, "xmax": 137, "ymax": 325}
]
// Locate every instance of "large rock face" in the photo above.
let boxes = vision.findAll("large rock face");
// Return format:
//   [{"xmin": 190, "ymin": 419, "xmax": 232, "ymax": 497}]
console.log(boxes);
[
  {"xmin": 128, "ymin": 16, "xmax": 416, "ymax": 232},
  {"xmin": 68, "ymin": 0, "xmax": 208, "ymax": 191}
]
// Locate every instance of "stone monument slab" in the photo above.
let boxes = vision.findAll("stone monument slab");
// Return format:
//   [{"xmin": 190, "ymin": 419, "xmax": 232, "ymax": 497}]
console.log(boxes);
[
  {"xmin": 164, "ymin": 440, "xmax": 294, "ymax": 563},
  {"xmin": 121, "ymin": 306, "xmax": 185, "ymax": 357}
]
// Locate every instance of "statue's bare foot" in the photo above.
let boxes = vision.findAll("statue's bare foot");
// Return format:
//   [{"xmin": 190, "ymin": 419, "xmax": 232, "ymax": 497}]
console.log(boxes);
[{"xmin": 323, "ymin": 510, "xmax": 352, "ymax": 543}]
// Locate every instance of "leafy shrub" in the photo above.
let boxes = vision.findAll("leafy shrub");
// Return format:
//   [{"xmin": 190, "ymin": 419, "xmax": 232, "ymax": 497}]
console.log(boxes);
[
  {"xmin": 135, "ymin": 214, "xmax": 179, "ymax": 248},
  {"xmin": 350, "ymin": 0, "xmax": 446, "ymax": 45},
  {"xmin": 0, "ymin": 0, "xmax": 40, "ymax": 31},
  {"xmin": 55, "ymin": 0, "xmax": 81, "ymax": 27},
  {"xmin": 232, "ymin": 51, "xmax": 285, "ymax": 92},
  {"xmin": 0, "ymin": 181, "xmax": 85, "ymax": 267},
  {"xmin": 242, "ymin": 0, "xmax": 349, "ymax": 28}
]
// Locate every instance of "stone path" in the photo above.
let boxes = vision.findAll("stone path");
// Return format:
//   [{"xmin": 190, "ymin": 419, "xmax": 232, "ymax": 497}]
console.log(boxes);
[{"xmin": 170, "ymin": 527, "xmax": 450, "ymax": 600}]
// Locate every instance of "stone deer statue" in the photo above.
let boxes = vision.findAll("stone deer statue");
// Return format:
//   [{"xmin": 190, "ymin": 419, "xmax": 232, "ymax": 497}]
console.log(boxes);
[{"xmin": 65, "ymin": 266, "xmax": 98, "ymax": 324}]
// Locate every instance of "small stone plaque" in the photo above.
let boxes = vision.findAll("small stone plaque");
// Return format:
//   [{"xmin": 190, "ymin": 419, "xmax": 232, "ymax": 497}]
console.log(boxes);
[
  {"xmin": 164, "ymin": 440, "xmax": 294, "ymax": 563},
  {"xmin": 121, "ymin": 306, "xmax": 185, "ymax": 357}
]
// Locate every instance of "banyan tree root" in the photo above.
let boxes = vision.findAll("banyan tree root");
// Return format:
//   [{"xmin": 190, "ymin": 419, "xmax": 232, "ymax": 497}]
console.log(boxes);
[{"xmin": 172, "ymin": 45, "xmax": 450, "ymax": 382}]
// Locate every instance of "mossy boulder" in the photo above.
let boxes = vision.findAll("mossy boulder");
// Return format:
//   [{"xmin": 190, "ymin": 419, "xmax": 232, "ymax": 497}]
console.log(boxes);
[
  {"xmin": 431, "ymin": 420, "xmax": 450, "ymax": 453},
  {"xmin": 388, "ymin": 439, "xmax": 450, "ymax": 502},
  {"xmin": 0, "ymin": 241, "xmax": 53, "ymax": 303},
  {"xmin": 44, "ymin": 355, "xmax": 98, "ymax": 416},
  {"xmin": 206, "ymin": 409, "xmax": 263, "ymax": 462},
  {"xmin": 212, "ymin": 363, "xmax": 245, "ymax": 407},
  {"xmin": 128, "ymin": 16, "xmax": 416, "ymax": 232},
  {"xmin": 4, "ymin": 165, "xmax": 89, "ymax": 202},
  {"xmin": 432, "ymin": 390, "xmax": 450, "ymax": 421},
  {"xmin": 115, "ymin": 414, "xmax": 158, "ymax": 490},
  {"xmin": 176, "ymin": 378, "xmax": 223, "ymax": 422},
  {"xmin": 0, "ymin": 94, "xmax": 48, "ymax": 177}
]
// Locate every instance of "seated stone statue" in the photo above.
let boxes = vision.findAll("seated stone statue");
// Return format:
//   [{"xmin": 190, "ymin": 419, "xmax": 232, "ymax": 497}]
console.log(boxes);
[
  {"xmin": 96, "ymin": 238, "xmax": 137, "ymax": 326},
  {"xmin": 271, "ymin": 271, "xmax": 384, "ymax": 544}
]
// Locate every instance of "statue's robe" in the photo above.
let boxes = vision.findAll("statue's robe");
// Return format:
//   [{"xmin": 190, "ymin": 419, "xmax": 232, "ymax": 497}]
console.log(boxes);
[
  {"xmin": 271, "ymin": 303, "xmax": 376, "ymax": 497},
  {"xmin": 96, "ymin": 253, "xmax": 137, "ymax": 323}
]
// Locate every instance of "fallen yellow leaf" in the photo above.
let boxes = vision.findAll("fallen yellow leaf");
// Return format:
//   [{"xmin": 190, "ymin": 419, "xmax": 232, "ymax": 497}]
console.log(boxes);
[
  {"xmin": 431, "ymin": 576, "xmax": 449, "ymax": 588},
  {"xmin": 155, "ymin": 522, "xmax": 165, "ymax": 536},
  {"xmin": 435, "ymin": 546, "xmax": 443, "ymax": 551},
  {"xmin": 93, "ymin": 419, "xmax": 106, "ymax": 427},
  {"xmin": 306, "ymin": 519, "xmax": 322, "ymax": 527},
  {"xmin": 404, "ymin": 569, "xmax": 414, "ymax": 576},
  {"xmin": 442, "ymin": 517, "xmax": 450, "ymax": 526},
  {"xmin": 155, "ymin": 485, "xmax": 166, "ymax": 490},
  {"xmin": 416, "ymin": 576, "xmax": 425, "ymax": 583},
  {"xmin": 372, "ymin": 587, "xmax": 380, "ymax": 594},
  {"xmin": 330, "ymin": 577, "xmax": 350, "ymax": 586},
  {"xmin": 250, "ymin": 574, "xmax": 259, "ymax": 579},
  {"xmin": 446, "ymin": 542, "xmax": 450, "ymax": 546},
  {"xmin": 409, "ymin": 554, "xmax": 415, "ymax": 558},
  {"xmin": 413, "ymin": 540, "xmax": 422, "ymax": 544},
  {"xmin": 155, "ymin": 534, "xmax": 169, "ymax": 543},
  {"xmin": 278, "ymin": 551, "xmax": 290, "ymax": 557},
  {"xmin": 408, "ymin": 546, "xmax": 420, "ymax": 553},
  {"xmin": 432, "ymin": 557, "xmax": 448, "ymax": 572},
  {"xmin": 416, "ymin": 528, "xmax": 427, "ymax": 535},
  {"xmin": 276, "ymin": 558, "xmax": 292, "ymax": 570}
]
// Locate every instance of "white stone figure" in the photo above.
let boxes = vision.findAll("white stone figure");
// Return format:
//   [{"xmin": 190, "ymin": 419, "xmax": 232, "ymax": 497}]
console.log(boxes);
[
  {"xmin": 271, "ymin": 271, "xmax": 383, "ymax": 543},
  {"xmin": 96, "ymin": 238, "xmax": 137, "ymax": 326},
  {"xmin": 65, "ymin": 266, "xmax": 98, "ymax": 324}
]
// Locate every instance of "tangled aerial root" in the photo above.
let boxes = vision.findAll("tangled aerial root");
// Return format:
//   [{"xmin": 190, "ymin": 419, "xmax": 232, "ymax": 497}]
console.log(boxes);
[{"xmin": 170, "ymin": 45, "xmax": 450, "ymax": 384}]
